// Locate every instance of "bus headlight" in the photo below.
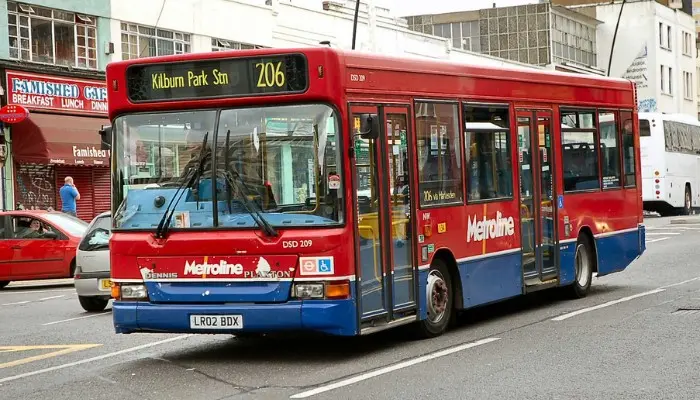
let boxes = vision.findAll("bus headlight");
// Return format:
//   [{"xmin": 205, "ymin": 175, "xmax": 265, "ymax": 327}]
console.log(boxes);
[
  {"xmin": 293, "ymin": 283, "xmax": 324, "ymax": 299},
  {"xmin": 112, "ymin": 283, "xmax": 148, "ymax": 300},
  {"xmin": 292, "ymin": 281, "xmax": 350, "ymax": 300}
]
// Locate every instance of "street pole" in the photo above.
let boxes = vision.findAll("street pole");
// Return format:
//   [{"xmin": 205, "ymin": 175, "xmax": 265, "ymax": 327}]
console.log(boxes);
[
  {"xmin": 607, "ymin": 0, "xmax": 627, "ymax": 77},
  {"xmin": 351, "ymin": 0, "xmax": 361, "ymax": 50}
]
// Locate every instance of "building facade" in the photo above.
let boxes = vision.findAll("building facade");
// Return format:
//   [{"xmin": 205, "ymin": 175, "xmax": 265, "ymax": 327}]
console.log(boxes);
[
  {"xmin": 405, "ymin": 3, "xmax": 605, "ymax": 75},
  {"xmin": 0, "ymin": 0, "xmax": 111, "ymax": 220},
  {"xmin": 588, "ymin": 0, "xmax": 697, "ymax": 117}
]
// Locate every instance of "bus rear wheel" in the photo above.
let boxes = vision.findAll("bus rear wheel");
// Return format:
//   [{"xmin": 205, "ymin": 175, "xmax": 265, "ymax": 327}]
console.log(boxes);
[
  {"xmin": 567, "ymin": 235, "xmax": 593, "ymax": 299},
  {"xmin": 413, "ymin": 259, "xmax": 453, "ymax": 338}
]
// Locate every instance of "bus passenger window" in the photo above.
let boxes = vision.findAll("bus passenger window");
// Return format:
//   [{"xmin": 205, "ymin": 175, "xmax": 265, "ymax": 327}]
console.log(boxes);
[
  {"xmin": 561, "ymin": 109, "xmax": 600, "ymax": 192},
  {"xmin": 621, "ymin": 111, "xmax": 636, "ymax": 187},
  {"xmin": 463, "ymin": 104, "xmax": 513, "ymax": 201},
  {"xmin": 415, "ymin": 101, "xmax": 463, "ymax": 207},
  {"xmin": 598, "ymin": 111, "xmax": 621, "ymax": 189}
]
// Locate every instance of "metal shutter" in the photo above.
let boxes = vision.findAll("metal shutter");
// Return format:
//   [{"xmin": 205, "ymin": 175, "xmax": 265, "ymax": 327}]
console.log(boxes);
[
  {"xmin": 55, "ymin": 166, "xmax": 94, "ymax": 222},
  {"xmin": 14, "ymin": 163, "xmax": 56, "ymax": 211},
  {"xmin": 92, "ymin": 168, "xmax": 111, "ymax": 216}
]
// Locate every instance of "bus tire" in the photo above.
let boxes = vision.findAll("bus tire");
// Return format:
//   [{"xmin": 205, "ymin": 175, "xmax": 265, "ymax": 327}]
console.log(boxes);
[
  {"xmin": 567, "ymin": 235, "xmax": 594, "ymax": 299},
  {"xmin": 0, "ymin": 281, "xmax": 9, "ymax": 290},
  {"xmin": 413, "ymin": 259, "xmax": 453, "ymax": 338}
]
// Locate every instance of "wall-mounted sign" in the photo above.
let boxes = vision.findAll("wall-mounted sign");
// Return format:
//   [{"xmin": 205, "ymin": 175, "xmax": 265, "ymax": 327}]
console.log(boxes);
[
  {"xmin": 5, "ymin": 70, "xmax": 107, "ymax": 115},
  {"xmin": 0, "ymin": 104, "xmax": 29, "ymax": 123}
]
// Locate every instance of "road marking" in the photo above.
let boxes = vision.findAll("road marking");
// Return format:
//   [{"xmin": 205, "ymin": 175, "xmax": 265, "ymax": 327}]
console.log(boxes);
[
  {"xmin": 0, "ymin": 335, "xmax": 191, "ymax": 384},
  {"xmin": 0, "ymin": 344, "xmax": 101, "ymax": 369},
  {"xmin": 43, "ymin": 311, "xmax": 111, "ymax": 326},
  {"xmin": 552, "ymin": 289, "xmax": 666, "ymax": 321},
  {"xmin": 646, "ymin": 232, "xmax": 680, "ymax": 236},
  {"xmin": 289, "ymin": 337, "xmax": 501, "ymax": 399},
  {"xmin": 660, "ymin": 277, "xmax": 700, "ymax": 289},
  {"xmin": 1, "ymin": 301, "xmax": 30, "ymax": 306},
  {"xmin": 39, "ymin": 295, "xmax": 65, "ymax": 301},
  {"xmin": 0, "ymin": 289, "xmax": 75, "ymax": 296},
  {"xmin": 646, "ymin": 237, "xmax": 670, "ymax": 243}
]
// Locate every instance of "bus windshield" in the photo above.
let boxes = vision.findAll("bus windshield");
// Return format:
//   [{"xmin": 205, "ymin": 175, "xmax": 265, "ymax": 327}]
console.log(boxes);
[{"xmin": 112, "ymin": 103, "xmax": 343, "ymax": 230}]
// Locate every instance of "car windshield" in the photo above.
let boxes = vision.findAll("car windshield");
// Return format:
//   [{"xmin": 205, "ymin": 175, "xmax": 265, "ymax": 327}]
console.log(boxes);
[
  {"xmin": 42, "ymin": 213, "xmax": 89, "ymax": 237},
  {"xmin": 111, "ymin": 104, "xmax": 343, "ymax": 230}
]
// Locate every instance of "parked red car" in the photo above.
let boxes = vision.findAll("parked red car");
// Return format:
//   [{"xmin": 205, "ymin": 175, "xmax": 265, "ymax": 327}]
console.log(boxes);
[{"xmin": 0, "ymin": 210, "xmax": 89, "ymax": 289}]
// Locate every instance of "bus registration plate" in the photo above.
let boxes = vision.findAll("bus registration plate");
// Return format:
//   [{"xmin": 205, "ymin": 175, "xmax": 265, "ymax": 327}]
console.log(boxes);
[{"xmin": 189, "ymin": 315, "xmax": 243, "ymax": 329}]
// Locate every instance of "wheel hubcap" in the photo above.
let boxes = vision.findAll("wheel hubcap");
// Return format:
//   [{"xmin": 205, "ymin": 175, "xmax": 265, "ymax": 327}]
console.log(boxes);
[
  {"xmin": 426, "ymin": 270, "xmax": 448, "ymax": 324},
  {"xmin": 575, "ymin": 243, "xmax": 590, "ymax": 287}
]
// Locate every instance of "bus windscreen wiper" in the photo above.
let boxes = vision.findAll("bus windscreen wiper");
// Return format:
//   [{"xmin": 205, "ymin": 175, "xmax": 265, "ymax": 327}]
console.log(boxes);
[
  {"xmin": 154, "ymin": 132, "xmax": 209, "ymax": 239},
  {"xmin": 220, "ymin": 169, "xmax": 278, "ymax": 237},
  {"xmin": 220, "ymin": 129, "xmax": 278, "ymax": 237}
]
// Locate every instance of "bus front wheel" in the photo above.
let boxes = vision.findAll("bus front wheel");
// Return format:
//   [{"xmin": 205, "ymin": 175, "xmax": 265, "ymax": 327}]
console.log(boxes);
[{"xmin": 413, "ymin": 259, "xmax": 453, "ymax": 338}]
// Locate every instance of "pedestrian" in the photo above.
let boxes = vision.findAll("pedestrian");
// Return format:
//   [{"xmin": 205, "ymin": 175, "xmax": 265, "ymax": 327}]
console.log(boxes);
[{"xmin": 59, "ymin": 176, "xmax": 80, "ymax": 217}]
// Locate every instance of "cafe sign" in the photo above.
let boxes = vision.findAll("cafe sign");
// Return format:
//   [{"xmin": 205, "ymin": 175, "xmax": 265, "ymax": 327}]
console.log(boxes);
[{"xmin": 5, "ymin": 70, "xmax": 107, "ymax": 116}]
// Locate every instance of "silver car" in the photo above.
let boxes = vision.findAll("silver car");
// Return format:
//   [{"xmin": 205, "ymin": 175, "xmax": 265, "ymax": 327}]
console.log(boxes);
[{"xmin": 74, "ymin": 211, "xmax": 111, "ymax": 312}]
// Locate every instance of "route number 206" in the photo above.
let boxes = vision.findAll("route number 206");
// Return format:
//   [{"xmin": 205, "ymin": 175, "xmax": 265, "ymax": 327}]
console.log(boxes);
[
  {"xmin": 283, "ymin": 240, "xmax": 313, "ymax": 248},
  {"xmin": 255, "ymin": 61, "xmax": 285, "ymax": 88}
]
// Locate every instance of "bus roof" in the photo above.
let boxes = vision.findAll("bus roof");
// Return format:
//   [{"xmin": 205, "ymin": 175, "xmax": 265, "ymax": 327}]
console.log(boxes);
[
  {"xmin": 638, "ymin": 112, "xmax": 700, "ymax": 125},
  {"xmin": 106, "ymin": 47, "xmax": 635, "ymax": 119}
]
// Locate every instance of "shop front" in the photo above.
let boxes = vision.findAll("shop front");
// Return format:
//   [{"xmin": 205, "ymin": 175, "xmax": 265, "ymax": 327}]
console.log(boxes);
[{"xmin": 4, "ymin": 69, "xmax": 110, "ymax": 222}]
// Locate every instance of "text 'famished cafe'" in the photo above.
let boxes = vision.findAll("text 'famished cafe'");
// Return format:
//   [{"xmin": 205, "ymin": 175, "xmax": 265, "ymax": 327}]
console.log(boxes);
[{"xmin": 1, "ymin": 68, "xmax": 110, "ymax": 221}]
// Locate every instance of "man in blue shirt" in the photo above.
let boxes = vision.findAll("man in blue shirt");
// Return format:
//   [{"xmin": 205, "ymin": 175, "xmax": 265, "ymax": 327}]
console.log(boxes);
[{"xmin": 59, "ymin": 176, "xmax": 81, "ymax": 217}]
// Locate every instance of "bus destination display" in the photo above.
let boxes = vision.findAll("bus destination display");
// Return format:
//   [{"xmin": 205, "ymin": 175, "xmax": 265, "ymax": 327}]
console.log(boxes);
[{"xmin": 126, "ymin": 54, "xmax": 308, "ymax": 102}]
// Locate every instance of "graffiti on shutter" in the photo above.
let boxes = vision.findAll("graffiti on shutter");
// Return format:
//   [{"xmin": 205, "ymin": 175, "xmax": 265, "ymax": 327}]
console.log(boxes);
[{"xmin": 15, "ymin": 163, "xmax": 56, "ymax": 210}]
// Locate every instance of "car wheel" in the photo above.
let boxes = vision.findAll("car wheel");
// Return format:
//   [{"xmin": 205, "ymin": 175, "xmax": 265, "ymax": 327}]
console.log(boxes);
[
  {"xmin": 0, "ymin": 281, "xmax": 10, "ymax": 290},
  {"xmin": 78, "ymin": 296, "xmax": 109, "ymax": 312}
]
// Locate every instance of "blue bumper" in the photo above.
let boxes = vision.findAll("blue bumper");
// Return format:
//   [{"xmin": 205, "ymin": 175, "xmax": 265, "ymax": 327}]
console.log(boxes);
[{"xmin": 113, "ymin": 299, "xmax": 358, "ymax": 336}]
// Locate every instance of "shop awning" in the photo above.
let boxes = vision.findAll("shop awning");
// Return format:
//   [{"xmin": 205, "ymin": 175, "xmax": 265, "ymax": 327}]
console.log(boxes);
[{"xmin": 11, "ymin": 113, "xmax": 110, "ymax": 166}]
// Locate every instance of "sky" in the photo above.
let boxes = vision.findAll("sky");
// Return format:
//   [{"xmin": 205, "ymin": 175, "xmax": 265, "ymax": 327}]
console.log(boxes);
[{"xmin": 386, "ymin": 0, "xmax": 538, "ymax": 17}]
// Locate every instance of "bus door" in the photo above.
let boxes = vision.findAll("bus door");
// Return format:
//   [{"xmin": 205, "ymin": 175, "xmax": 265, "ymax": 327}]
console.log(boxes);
[
  {"xmin": 349, "ymin": 104, "xmax": 417, "ymax": 327},
  {"xmin": 516, "ymin": 109, "xmax": 559, "ymax": 287}
]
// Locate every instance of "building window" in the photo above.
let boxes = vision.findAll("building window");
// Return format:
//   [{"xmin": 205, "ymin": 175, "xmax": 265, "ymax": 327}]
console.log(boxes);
[
  {"xmin": 684, "ymin": 71, "xmax": 693, "ymax": 100},
  {"xmin": 7, "ymin": 1, "xmax": 98, "ymax": 69},
  {"xmin": 598, "ymin": 111, "xmax": 621, "ymax": 189},
  {"xmin": 561, "ymin": 109, "xmax": 599, "ymax": 192},
  {"xmin": 121, "ymin": 23, "xmax": 191, "ymax": 60},
  {"xmin": 551, "ymin": 12, "xmax": 597, "ymax": 67},
  {"xmin": 415, "ymin": 101, "xmax": 463, "ymax": 207},
  {"xmin": 683, "ymin": 31, "xmax": 693, "ymax": 56},
  {"xmin": 661, "ymin": 65, "xmax": 667, "ymax": 93},
  {"xmin": 463, "ymin": 104, "xmax": 513, "ymax": 201},
  {"xmin": 211, "ymin": 38, "xmax": 264, "ymax": 52},
  {"xmin": 668, "ymin": 66, "xmax": 673, "ymax": 95},
  {"xmin": 667, "ymin": 25, "xmax": 672, "ymax": 49},
  {"xmin": 659, "ymin": 22, "xmax": 664, "ymax": 47}
]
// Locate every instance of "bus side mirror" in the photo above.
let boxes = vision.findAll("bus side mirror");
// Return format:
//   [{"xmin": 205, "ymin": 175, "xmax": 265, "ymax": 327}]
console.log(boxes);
[
  {"xmin": 99, "ymin": 125, "xmax": 112, "ymax": 151},
  {"xmin": 359, "ymin": 114, "xmax": 379, "ymax": 140}
]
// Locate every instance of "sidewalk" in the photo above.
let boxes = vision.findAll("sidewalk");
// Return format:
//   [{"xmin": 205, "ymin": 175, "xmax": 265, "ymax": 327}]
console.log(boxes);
[{"xmin": 670, "ymin": 215, "xmax": 700, "ymax": 225}]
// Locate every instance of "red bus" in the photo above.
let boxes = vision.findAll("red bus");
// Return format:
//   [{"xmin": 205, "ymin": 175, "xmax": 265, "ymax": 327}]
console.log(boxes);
[{"xmin": 105, "ymin": 47, "xmax": 646, "ymax": 338}]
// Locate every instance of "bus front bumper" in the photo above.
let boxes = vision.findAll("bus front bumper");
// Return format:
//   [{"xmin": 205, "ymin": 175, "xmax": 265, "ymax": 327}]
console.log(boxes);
[{"xmin": 112, "ymin": 300, "xmax": 357, "ymax": 336}]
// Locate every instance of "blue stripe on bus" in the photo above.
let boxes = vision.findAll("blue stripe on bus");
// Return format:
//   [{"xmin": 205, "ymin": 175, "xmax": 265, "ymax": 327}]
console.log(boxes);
[{"xmin": 457, "ymin": 251, "xmax": 523, "ymax": 308}]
